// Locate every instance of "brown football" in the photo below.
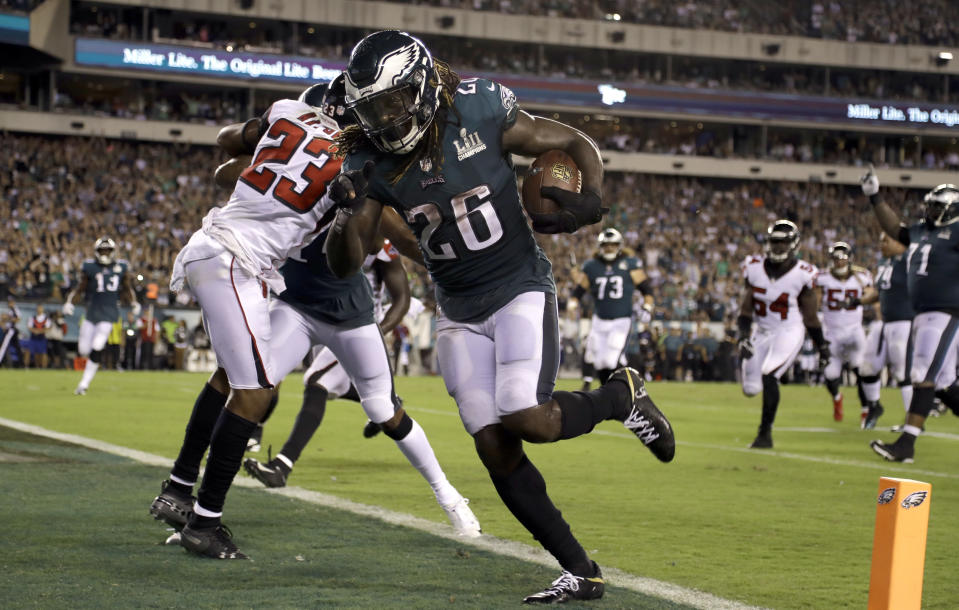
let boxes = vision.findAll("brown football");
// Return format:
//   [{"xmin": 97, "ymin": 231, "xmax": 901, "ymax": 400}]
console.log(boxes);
[{"xmin": 521, "ymin": 149, "xmax": 581, "ymax": 216}]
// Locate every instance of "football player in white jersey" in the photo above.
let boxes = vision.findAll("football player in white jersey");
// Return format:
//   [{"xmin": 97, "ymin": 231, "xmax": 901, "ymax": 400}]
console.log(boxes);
[
  {"xmin": 814, "ymin": 242, "xmax": 874, "ymax": 422},
  {"xmin": 149, "ymin": 97, "xmax": 371, "ymax": 559},
  {"xmin": 738, "ymin": 220, "xmax": 828, "ymax": 449}
]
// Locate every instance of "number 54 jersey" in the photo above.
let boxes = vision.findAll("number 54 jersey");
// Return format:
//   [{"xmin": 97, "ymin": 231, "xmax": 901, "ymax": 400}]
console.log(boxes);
[
  {"xmin": 741, "ymin": 255, "xmax": 819, "ymax": 330},
  {"xmin": 172, "ymin": 99, "xmax": 342, "ymax": 294}
]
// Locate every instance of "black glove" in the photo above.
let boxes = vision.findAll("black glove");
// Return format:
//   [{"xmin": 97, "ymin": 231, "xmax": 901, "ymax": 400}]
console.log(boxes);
[
  {"xmin": 841, "ymin": 295, "xmax": 861, "ymax": 309},
  {"xmin": 329, "ymin": 160, "xmax": 374, "ymax": 211},
  {"xmin": 738, "ymin": 338, "xmax": 754, "ymax": 360},
  {"xmin": 817, "ymin": 343, "xmax": 831, "ymax": 372},
  {"xmin": 529, "ymin": 187, "xmax": 608, "ymax": 234}
]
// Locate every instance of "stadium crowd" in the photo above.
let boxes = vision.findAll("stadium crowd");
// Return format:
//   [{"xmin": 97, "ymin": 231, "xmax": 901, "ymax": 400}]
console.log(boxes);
[
  {"xmin": 383, "ymin": 0, "xmax": 959, "ymax": 46},
  {"xmin": 1, "ymin": 132, "xmax": 923, "ymax": 312},
  {"xmin": 0, "ymin": 131, "xmax": 928, "ymax": 380}
]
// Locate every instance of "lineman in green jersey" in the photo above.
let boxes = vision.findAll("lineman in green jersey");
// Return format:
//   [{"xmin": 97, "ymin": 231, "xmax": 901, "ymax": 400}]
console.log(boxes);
[
  {"xmin": 328, "ymin": 30, "xmax": 676, "ymax": 604},
  {"xmin": 863, "ymin": 171, "xmax": 959, "ymax": 463},
  {"xmin": 571, "ymin": 228, "xmax": 654, "ymax": 387},
  {"xmin": 62, "ymin": 237, "xmax": 139, "ymax": 395}
]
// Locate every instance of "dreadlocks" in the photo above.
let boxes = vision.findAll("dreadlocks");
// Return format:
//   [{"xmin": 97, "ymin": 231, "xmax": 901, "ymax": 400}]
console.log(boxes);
[{"xmin": 334, "ymin": 59, "xmax": 461, "ymax": 184}]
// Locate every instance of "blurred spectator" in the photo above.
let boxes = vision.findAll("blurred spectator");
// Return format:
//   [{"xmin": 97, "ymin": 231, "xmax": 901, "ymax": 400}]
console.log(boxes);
[
  {"xmin": 47, "ymin": 310, "xmax": 68, "ymax": 369},
  {"xmin": 122, "ymin": 310, "xmax": 139, "ymax": 370},
  {"xmin": 173, "ymin": 319, "xmax": 189, "ymax": 370},
  {"xmin": 137, "ymin": 307, "xmax": 160, "ymax": 369},
  {"xmin": 25, "ymin": 303, "xmax": 50, "ymax": 368}
]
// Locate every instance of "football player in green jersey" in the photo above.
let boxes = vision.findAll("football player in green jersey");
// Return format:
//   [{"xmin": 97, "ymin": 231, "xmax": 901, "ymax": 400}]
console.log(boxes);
[
  {"xmin": 63, "ymin": 237, "xmax": 139, "ymax": 395},
  {"xmin": 327, "ymin": 30, "xmax": 675, "ymax": 604}
]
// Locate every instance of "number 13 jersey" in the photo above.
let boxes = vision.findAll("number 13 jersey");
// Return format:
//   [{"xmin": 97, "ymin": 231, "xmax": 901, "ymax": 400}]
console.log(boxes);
[
  {"xmin": 342, "ymin": 78, "xmax": 553, "ymax": 323},
  {"xmin": 742, "ymin": 255, "xmax": 818, "ymax": 331}
]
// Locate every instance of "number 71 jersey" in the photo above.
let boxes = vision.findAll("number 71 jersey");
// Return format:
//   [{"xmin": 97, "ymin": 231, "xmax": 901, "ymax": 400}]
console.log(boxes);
[{"xmin": 742, "ymin": 255, "xmax": 818, "ymax": 330}]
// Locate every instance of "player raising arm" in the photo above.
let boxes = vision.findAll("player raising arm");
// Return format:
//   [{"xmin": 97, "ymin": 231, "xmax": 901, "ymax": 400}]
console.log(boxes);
[{"xmin": 862, "ymin": 169, "xmax": 959, "ymax": 463}]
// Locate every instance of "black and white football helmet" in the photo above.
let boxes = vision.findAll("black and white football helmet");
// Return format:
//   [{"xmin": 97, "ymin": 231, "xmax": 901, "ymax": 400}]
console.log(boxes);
[
  {"xmin": 298, "ymin": 73, "xmax": 354, "ymax": 129},
  {"xmin": 828, "ymin": 241, "xmax": 851, "ymax": 274},
  {"xmin": 343, "ymin": 30, "xmax": 441, "ymax": 154},
  {"xmin": 765, "ymin": 220, "xmax": 800, "ymax": 263},
  {"xmin": 923, "ymin": 183, "xmax": 959, "ymax": 226},
  {"xmin": 95, "ymin": 237, "xmax": 116, "ymax": 266},
  {"xmin": 597, "ymin": 228, "xmax": 623, "ymax": 262}
]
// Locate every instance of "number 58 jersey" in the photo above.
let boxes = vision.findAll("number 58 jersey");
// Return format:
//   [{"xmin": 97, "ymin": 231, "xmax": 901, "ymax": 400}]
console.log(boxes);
[
  {"xmin": 175, "ymin": 99, "xmax": 343, "ymax": 294},
  {"xmin": 742, "ymin": 255, "xmax": 818, "ymax": 331}
]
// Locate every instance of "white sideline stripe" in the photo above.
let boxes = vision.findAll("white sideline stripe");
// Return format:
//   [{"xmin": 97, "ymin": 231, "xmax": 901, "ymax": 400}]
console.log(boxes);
[{"xmin": 0, "ymin": 416, "xmax": 760, "ymax": 610}]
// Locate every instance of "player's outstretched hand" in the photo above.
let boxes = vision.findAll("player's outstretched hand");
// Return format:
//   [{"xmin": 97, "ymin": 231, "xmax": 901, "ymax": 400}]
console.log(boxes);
[
  {"xmin": 635, "ymin": 303, "xmax": 653, "ymax": 324},
  {"xmin": 330, "ymin": 160, "xmax": 374, "ymax": 210},
  {"xmin": 62, "ymin": 302, "xmax": 75, "ymax": 316},
  {"xmin": 738, "ymin": 338, "xmax": 754, "ymax": 360},
  {"xmin": 860, "ymin": 164, "xmax": 879, "ymax": 197},
  {"xmin": 131, "ymin": 301, "xmax": 142, "ymax": 317},
  {"xmin": 530, "ymin": 187, "xmax": 608, "ymax": 234},
  {"xmin": 841, "ymin": 294, "xmax": 861, "ymax": 309}
]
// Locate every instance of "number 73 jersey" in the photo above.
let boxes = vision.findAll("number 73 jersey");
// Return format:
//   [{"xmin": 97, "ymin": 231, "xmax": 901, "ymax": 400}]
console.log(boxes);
[{"xmin": 742, "ymin": 255, "xmax": 818, "ymax": 330}]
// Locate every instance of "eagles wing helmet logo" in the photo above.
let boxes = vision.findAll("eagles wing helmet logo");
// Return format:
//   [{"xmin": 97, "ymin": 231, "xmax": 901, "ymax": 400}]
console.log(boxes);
[
  {"xmin": 382, "ymin": 43, "xmax": 419, "ymax": 87},
  {"xmin": 877, "ymin": 488, "xmax": 896, "ymax": 505},
  {"xmin": 901, "ymin": 491, "xmax": 928, "ymax": 509}
]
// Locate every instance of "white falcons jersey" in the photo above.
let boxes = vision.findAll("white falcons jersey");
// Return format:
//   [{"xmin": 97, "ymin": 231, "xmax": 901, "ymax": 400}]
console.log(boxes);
[
  {"xmin": 742, "ymin": 255, "xmax": 818, "ymax": 330},
  {"xmin": 189, "ymin": 99, "xmax": 342, "ymax": 292},
  {"xmin": 816, "ymin": 267, "xmax": 873, "ymax": 329},
  {"xmin": 363, "ymin": 239, "xmax": 400, "ymax": 323}
]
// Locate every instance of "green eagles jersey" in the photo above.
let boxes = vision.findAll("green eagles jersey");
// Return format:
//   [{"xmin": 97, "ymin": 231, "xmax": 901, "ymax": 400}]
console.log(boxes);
[
  {"xmin": 343, "ymin": 78, "xmax": 553, "ymax": 323},
  {"xmin": 82, "ymin": 259, "xmax": 128, "ymax": 323},
  {"xmin": 582, "ymin": 255, "xmax": 642, "ymax": 319},
  {"xmin": 875, "ymin": 254, "xmax": 914, "ymax": 322},
  {"xmin": 906, "ymin": 222, "xmax": 959, "ymax": 314}
]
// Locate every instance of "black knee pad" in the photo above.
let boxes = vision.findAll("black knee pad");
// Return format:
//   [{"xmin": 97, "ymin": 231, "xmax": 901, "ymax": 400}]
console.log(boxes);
[
  {"xmin": 861, "ymin": 374, "xmax": 880, "ymax": 384},
  {"xmin": 381, "ymin": 412, "xmax": 413, "ymax": 441},
  {"xmin": 89, "ymin": 349, "xmax": 103, "ymax": 364}
]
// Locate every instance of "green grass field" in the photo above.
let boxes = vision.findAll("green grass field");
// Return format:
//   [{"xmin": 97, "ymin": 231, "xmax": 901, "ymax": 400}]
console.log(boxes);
[{"xmin": 1, "ymin": 370, "xmax": 957, "ymax": 608}]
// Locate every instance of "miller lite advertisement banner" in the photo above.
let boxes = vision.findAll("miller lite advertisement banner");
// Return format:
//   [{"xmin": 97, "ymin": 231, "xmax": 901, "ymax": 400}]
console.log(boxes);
[{"xmin": 74, "ymin": 37, "xmax": 959, "ymax": 129}]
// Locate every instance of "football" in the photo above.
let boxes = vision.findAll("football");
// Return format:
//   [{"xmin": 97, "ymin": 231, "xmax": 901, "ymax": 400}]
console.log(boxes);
[{"xmin": 521, "ymin": 149, "xmax": 581, "ymax": 216}]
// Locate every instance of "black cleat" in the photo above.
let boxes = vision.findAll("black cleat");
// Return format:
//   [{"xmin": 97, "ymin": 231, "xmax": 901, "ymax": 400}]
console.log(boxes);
[
  {"xmin": 523, "ymin": 563, "xmax": 605, "ymax": 604},
  {"xmin": 862, "ymin": 403, "xmax": 885, "ymax": 430},
  {"xmin": 180, "ymin": 522, "xmax": 248, "ymax": 559},
  {"xmin": 609, "ymin": 367, "xmax": 675, "ymax": 462},
  {"xmin": 149, "ymin": 480, "xmax": 195, "ymax": 530},
  {"xmin": 870, "ymin": 438, "xmax": 914, "ymax": 463},
  {"xmin": 243, "ymin": 454, "xmax": 288, "ymax": 488},
  {"xmin": 749, "ymin": 432, "xmax": 773, "ymax": 449},
  {"xmin": 362, "ymin": 419, "xmax": 382, "ymax": 439}
]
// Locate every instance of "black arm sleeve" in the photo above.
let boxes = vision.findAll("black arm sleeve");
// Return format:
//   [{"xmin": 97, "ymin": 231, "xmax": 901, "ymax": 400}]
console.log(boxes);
[
  {"xmin": 807, "ymin": 326, "xmax": 827, "ymax": 349},
  {"xmin": 897, "ymin": 225, "xmax": 910, "ymax": 246},
  {"xmin": 636, "ymin": 278, "xmax": 652, "ymax": 295},
  {"xmin": 573, "ymin": 284, "xmax": 587, "ymax": 300},
  {"xmin": 736, "ymin": 314, "xmax": 752, "ymax": 339}
]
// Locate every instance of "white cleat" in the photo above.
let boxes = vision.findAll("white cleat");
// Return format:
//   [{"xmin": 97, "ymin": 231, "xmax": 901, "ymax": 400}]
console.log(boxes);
[
  {"xmin": 442, "ymin": 497, "xmax": 481, "ymax": 538},
  {"xmin": 74, "ymin": 386, "xmax": 86, "ymax": 396}
]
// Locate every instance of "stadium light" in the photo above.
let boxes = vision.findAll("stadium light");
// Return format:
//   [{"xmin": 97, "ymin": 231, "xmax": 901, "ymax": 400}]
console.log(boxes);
[{"xmin": 935, "ymin": 51, "xmax": 953, "ymax": 67}]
